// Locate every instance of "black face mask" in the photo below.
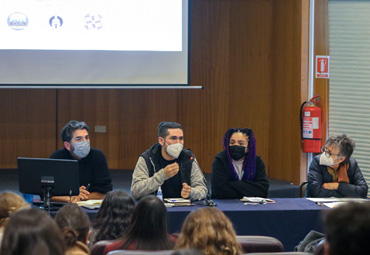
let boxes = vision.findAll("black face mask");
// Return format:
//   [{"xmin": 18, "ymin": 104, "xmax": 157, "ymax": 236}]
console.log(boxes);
[{"xmin": 229, "ymin": 145, "xmax": 246, "ymax": 161}]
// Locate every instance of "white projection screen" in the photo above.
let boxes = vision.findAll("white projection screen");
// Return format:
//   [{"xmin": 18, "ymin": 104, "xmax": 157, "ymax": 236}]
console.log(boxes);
[{"xmin": 0, "ymin": 0, "xmax": 190, "ymax": 88}]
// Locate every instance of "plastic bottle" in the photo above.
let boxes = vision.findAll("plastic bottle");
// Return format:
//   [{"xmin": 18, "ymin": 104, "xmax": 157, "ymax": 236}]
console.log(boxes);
[{"xmin": 157, "ymin": 186, "xmax": 163, "ymax": 201}]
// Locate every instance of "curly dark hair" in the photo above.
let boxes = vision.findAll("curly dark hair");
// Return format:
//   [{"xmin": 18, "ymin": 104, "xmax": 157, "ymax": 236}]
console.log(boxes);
[{"xmin": 92, "ymin": 190, "xmax": 135, "ymax": 243}]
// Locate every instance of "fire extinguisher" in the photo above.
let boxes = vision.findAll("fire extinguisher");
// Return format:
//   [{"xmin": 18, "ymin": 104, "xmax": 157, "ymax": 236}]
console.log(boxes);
[{"xmin": 300, "ymin": 95, "xmax": 322, "ymax": 153}]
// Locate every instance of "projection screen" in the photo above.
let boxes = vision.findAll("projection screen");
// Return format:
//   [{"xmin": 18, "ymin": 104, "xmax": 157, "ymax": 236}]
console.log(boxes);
[{"xmin": 0, "ymin": 0, "xmax": 190, "ymax": 88}]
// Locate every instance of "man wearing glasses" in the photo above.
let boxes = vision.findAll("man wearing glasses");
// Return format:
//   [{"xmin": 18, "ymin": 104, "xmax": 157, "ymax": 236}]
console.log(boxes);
[{"xmin": 307, "ymin": 134, "xmax": 368, "ymax": 197}]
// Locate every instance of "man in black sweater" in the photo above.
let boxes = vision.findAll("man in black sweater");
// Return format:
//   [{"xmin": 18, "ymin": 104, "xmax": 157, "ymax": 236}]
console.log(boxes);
[{"xmin": 50, "ymin": 120, "xmax": 112, "ymax": 203}]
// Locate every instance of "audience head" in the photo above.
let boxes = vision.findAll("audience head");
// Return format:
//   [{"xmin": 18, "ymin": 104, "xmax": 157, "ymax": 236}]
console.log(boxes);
[
  {"xmin": 176, "ymin": 207, "xmax": 242, "ymax": 255},
  {"xmin": 92, "ymin": 190, "xmax": 135, "ymax": 243},
  {"xmin": 55, "ymin": 204, "xmax": 91, "ymax": 248},
  {"xmin": 122, "ymin": 195, "xmax": 174, "ymax": 250},
  {"xmin": 0, "ymin": 208, "xmax": 65, "ymax": 255},
  {"xmin": 223, "ymin": 127, "xmax": 256, "ymax": 181},
  {"xmin": 324, "ymin": 134, "xmax": 355, "ymax": 164},
  {"xmin": 0, "ymin": 191, "xmax": 30, "ymax": 229},
  {"xmin": 324, "ymin": 202, "xmax": 370, "ymax": 255}
]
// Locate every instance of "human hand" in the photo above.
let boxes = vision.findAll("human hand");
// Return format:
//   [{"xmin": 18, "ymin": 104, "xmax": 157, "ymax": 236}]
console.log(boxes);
[
  {"xmin": 163, "ymin": 162, "xmax": 179, "ymax": 178},
  {"xmin": 181, "ymin": 183, "xmax": 191, "ymax": 198},
  {"xmin": 72, "ymin": 186, "xmax": 90, "ymax": 202},
  {"xmin": 322, "ymin": 182, "xmax": 339, "ymax": 190}
]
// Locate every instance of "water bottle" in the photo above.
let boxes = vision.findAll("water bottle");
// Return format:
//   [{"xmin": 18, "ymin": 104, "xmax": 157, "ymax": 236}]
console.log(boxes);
[{"xmin": 157, "ymin": 186, "xmax": 163, "ymax": 201}]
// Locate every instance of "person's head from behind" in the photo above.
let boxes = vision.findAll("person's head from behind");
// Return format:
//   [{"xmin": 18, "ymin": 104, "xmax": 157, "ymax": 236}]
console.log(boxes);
[
  {"xmin": 158, "ymin": 121, "xmax": 184, "ymax": 159},
  {"xmin": 176, "ymin": 207, "xmax": 242, "ymax": 255},
  {"xmin": 61, "ymin": 120, "xmax": 90, "ymax": 159},
  {"xmin": 0, "ymin": 208, "xmax": 65, "ymax": 255},
  {"xmin": 324, "ymin": 202, "xmax": 370, "ymax": 255},
  {"xmin": 223, "ymin": 128, "xmax": 257, "ymax": 180},
  {"xmin": 55, "ymin": 204, "xmax": 91, "ymax": 247},
  {"xmin": 123, "ymin": 195, "xmax": 174, "ymax": 250},
  {"xmin": 321, "ymin": 134, "xmax": 355, "ymax": 166},
  {"xmin": 0, "ymin": 191, "xmax": 30, "ymax": 229},
  {"xmin": 93, "ymin": 190, "xmax": 135, "ymax": 242}
]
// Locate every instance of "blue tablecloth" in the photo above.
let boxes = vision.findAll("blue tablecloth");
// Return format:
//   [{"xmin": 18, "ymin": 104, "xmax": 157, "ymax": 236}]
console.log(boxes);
[
  {"xmin": 167, "ymin": 198, "xmax": 329, "ymax": 251},
  {"xmin": 75, "ymin": 198, "xmax": 327, "ymax": 251}
]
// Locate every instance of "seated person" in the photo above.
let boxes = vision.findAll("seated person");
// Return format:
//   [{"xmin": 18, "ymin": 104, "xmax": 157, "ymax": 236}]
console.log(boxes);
[
  {"xmin": 131, "ymin": 121, "xmax": 207, "ymax": 200},
  {"xmin": 103, "ymin": 196, "xmax": 176, "ymax": 254},
  {"xmin": 91, "ymin": 190, "xmax": 135, "ymax": 244},
  {"xmin": 0, "ymin": 192, "xmax": 30, "ymax": 245},
  {"xmin": 175, "ymin": 207, "xmax": 243, "ymax": 255},
  {"xmin": 50, "ymin": 120, "xmax": 112, "ymax": 203},
  {"xmin": 55, "ymin": 204, "xmax": 91, "ymax": 255},
  {"xmin": 0, "ymin": 208, "xmax": 65, "ymax": 255},
  {"xmin": 307, "ymin": 134, "xmax": 368, "ymax": 198},
  {"xmin": 211, "ymin": 128, "xmax": 269, "ymax": 199},
  {"xmin": 324, "ymin": 202, "xmax": 370, "ymax": 255}
]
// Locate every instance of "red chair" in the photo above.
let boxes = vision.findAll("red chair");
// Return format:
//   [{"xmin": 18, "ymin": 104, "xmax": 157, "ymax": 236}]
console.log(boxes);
[
  {"xmin": 236, "ymin": 235, "xmax": 284, "ymax": 253},
  {"xmin": 91, "ymin": 240, "xmax": 117, "ymax": 255},
  {"xmin": 107, "ymin": 251, "xmax": 174, "ymax": 255}
]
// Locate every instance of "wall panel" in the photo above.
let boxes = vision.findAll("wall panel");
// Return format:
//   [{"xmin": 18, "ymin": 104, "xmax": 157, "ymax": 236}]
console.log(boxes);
[{"xmin": 0, "ymin": 90, "xmax": 57, "ymax": 168}]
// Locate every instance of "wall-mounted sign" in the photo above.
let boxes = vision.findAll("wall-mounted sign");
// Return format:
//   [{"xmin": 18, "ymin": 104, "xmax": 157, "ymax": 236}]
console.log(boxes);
[{"xmin": 316, "ymin": 55, "xmax": 330, "ymax": 78}]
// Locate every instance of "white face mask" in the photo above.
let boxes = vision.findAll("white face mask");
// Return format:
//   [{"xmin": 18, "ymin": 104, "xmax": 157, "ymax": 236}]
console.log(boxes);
[
  {"xmin": 72, "ymin": 140, "xmax": 90, "ymax": 158},
  {"xmin": 165, "ymin": 142, "xmax": 183, "ymax": 159},
  {"xmin": 319, "ymin": 152, "xmax": 335, "ymax": 166}
]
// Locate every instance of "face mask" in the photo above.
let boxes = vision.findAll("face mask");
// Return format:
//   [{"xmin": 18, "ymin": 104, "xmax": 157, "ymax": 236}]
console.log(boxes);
[
  {"xmin": 165, "ymin": 142, "xmax": 183, "ymax": 159},
  {"xmin": 319, "ymin": 152, "xmax": 335, "ymax": 166},
  {"xmin": 229, "ymin": 145, "xmax": 246, "ymax": 161},
  {"xmin": 72, "ymin": 140, "xmax": 90, "ymax": 159}
]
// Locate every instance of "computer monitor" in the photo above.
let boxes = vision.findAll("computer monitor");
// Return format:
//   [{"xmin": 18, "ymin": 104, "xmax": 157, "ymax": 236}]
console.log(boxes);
[{"xmin": 18, "ymin": 157, "xmax": 80, "ymax": 210}]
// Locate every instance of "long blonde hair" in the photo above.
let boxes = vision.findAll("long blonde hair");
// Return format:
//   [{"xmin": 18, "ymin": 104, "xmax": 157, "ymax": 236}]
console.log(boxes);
[{"xmin": 175, "ymin": 207, "xmax": 242, "ymax": 255}]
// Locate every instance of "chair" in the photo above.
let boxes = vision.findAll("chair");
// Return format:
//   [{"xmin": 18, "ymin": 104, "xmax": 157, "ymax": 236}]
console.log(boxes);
[
  {"xmin": 237, "ymin": 235, "xmax": 284, "ymax": 253},
  {"xmin": 299, "ymin": 181, "xmax": 308, "ymax": 198},
  {"xmin": 91, "ymin": 240, "xmax": 117, "ymax": 255},
  {"xmin": 245, "ymin": 252, "xmax": 310, "ymax": 255},
  {"xmin": 107, "ymin": 251, "xmax": 173, "ymax": 255}
]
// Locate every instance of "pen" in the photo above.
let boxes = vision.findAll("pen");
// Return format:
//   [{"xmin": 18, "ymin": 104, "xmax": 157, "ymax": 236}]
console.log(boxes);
[{"xmin": 86, "ymin": 184, "xmax": 90, "ymax": 191}]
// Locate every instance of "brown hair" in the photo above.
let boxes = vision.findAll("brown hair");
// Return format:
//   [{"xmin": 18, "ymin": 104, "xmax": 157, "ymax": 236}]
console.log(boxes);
[
  {"xmin": 0, "ymin": 208, "xmax": 65, "ymax": 255},
  {"xmin": 175, "ymin": 207, "xmax": 242, "ymax": 255},
  {"xmin": 0, "ymin": 192, "xmax": 30, "ymax": 228},
  {"xmin": 55, "ymin": 204, "xmax": 91, "ymax": 248}
]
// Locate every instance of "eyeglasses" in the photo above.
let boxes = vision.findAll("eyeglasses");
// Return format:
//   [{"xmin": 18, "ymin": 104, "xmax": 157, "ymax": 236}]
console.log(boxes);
[{"xmin": 321, "ymin": 147, "xmax": 340, "ymax": 158}]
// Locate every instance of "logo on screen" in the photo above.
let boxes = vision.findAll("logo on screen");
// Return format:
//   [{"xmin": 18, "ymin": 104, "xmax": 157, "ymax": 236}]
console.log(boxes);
[
  {"xmin": 49, "ymin": 16, "xmax": 63, "ymax": 28},
  {"xmin": 7, "ymin": 12, "xmax": 28, "ymax": 30},
  {"xmin": 84, "ymin": 14, "xmax": 102, "ymax": 30}
]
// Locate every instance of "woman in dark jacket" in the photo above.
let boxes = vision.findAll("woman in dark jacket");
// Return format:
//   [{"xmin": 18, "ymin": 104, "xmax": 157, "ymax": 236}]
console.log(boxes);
[{"xmin": 211, "ymin": 128, "xmax": 269, "ymax": 199}]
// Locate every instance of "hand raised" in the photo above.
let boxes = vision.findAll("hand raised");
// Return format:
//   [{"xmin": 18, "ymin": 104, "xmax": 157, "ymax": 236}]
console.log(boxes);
[{"xmin": 163, "ymin": 162, "xmax": 179, "ymax": 178}]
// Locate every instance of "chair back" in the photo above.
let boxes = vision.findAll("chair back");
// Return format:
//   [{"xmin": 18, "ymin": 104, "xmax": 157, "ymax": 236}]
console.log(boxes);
[
  {"xmin": 299, "ymin": 181, "xmax": 308, "ymax": 197},
  {"xmin": 246, "ymin": 252, "xmax": 310, "ymax": 255},
  {"xmin": 237, "ymin": 235, "xmax": 284, "ymax": 253},
  {"xmin": 107, "ymin": 250, "xmax": 173, "ymax": 255},
  {"xmin": 91, "ymin": 240, "xmax": 117, "ymax": 255}
]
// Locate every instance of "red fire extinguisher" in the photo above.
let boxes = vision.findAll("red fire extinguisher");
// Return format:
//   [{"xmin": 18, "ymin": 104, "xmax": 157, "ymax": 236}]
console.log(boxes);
[{"xmin": 300, "ymin": 95, "xmax": 321, "ymax": 153}]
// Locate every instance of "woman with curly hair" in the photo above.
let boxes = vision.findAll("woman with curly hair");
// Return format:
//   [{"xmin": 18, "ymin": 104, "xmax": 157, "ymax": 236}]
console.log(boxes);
[
  {"xmin": 91, "ymin": 190, "xmax": 135, "ymax": 243},
  {"xmin": 211, "ymin": 127, "xmax": 269, "ymax": 199},
  {"xmin": 55, "ymin": 204, "xmax": 91, "ymax": 255},
  {"xmin": 175, "ymin": 207, "xmax": 242, "ymax": 255}
]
